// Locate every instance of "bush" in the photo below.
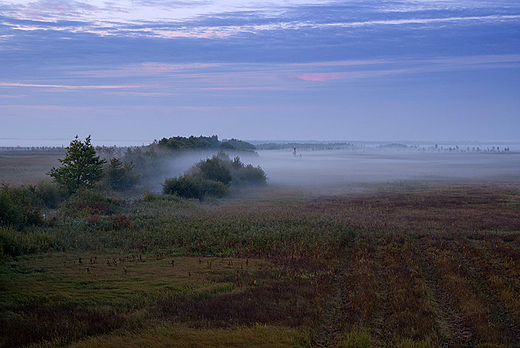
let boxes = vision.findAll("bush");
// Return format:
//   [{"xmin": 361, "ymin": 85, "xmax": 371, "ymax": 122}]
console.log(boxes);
[
  {"xmin": 230, "ymin": 157, "xmax": 267, "ymax": 186},
  {"xmin": 0, "ymin": 184, "xmax": 45, "ymax": 229},
  {"xmin": 102, "ymin": 158, "xmax": 140, "ymax": 191},
  {"xmin": 35, "ymin": 181, "xmax": 68, "ymax": 209},
  {"xmin": 193, "ymin": 156, "xmax": 232, "ymax": 185},
  {"xmin": 202, "ymin": 179, "xmax": 229, "ymax": 198},
  {"xmin": 61, "ymin": 189, "xmax": 116, "ymax": 217},
  {"xmin": 0, "ymin": 185, "xmax": 26, "ymax": 229},
  {"xmin": 163, "ymin": 175, "xmax": 228, "ymax": 200},
  {"xmin": 0, "ymin": 226, "xmax": 54, "ymax": 257}
]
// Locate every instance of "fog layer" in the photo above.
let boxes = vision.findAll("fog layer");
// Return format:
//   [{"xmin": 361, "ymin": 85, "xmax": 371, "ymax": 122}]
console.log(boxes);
[{"xmin": 237, "ymin": 148, "xmax": 520, "ymax": 191}]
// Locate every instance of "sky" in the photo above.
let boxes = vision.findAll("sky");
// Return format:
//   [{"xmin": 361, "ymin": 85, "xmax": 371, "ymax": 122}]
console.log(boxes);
[{"xmin": 0, "ymin": 0, "xmax": 519, "ymax": 146}]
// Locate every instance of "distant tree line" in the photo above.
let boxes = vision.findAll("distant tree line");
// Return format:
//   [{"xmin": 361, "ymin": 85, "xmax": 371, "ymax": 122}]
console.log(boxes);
[
  {"xmin": 156, "ymin": 135, "xmax": 256, "ymax": 151},
  {"xmin": 157, "ymin": 135, "xmax": 220, "ymax": 150},
  {"xmin": 0, "ymin": 146, "xmax": 66, "ymax": 152}
]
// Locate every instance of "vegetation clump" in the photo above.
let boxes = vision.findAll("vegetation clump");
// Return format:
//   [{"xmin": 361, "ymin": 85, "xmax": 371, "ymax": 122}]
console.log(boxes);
[
  {"xmin": 156, "ymin": 135, "xmax": 256, "ymax": 151},
  {"xmin": 163, "ymin": 175, "xmax": 229, "ymax": 200},
  {"xmin": 101, "ymin": 157, "xmax": 140, "ymax": 191},
  {"xmin": 0, "ymin": 184, "xmax": 58, "ymax": 230},
  {"xmin": 157, "ymin": 135, "xmax": 221, "ymax": 150},
  {"xmin": 48, "ymin": 135, "xmax": 106, "ymax": 193},
  {"xmin": 220, "ymin": 138, "xmax": 257, "ymax": 150},
  {"xmin": 163, "ymin": 153, "xmax": 266, "ymax": 199}
]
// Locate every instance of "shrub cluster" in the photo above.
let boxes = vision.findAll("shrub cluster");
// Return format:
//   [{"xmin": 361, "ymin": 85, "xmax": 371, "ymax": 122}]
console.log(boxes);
[
  {"xmin": 60, "ymin": 189, "xmax": 121, "ymax": 218},
  {"xmin": 163, "ymin": 175, "xmax": 229, "ymax": 200},
  {"xmin": 163, "ymin": 154, "xmax": 266, "ymax": 200},
  {"xmin": 101, "ymin": 158, "xmax": 140, "ymax": 191},
  {"xmin": 0, "ymin": 183, "xmax": 66, "ymax": 230},
  {"xmin": 230, "ymin": 157, "xmax": 267, "ymax": 186},
  {"xmin": 0, "ymin": 226, "xmax": 54, "ymax": 257}
]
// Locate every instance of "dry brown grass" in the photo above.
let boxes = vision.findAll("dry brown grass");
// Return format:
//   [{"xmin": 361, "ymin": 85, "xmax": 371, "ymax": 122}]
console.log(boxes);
[
  {"xmin": 0, "ymin": 152, "xmax": 61, "ymax": 186},
  {"xmin": 2, "ymin": 182, "xmax": 520, "ymax": 347}
]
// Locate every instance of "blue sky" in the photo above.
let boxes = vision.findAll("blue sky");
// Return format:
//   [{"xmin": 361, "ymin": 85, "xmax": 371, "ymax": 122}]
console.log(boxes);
[{"xmin": 0, "ymin": 0, "xmax": 519, "ymax": 146}]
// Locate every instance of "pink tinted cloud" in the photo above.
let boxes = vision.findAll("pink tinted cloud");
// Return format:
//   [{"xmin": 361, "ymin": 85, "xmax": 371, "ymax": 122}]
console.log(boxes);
[
  {"xmin": 288, "ymin": 59, "xmax": 387, "ymax": 68},
  {"xmin": 296, "ymin": 69, "xmax": 403, "ymax": 81},
  {"xmin": 198, "ymin": 86, "xmax": 286, "ymax": 91},
  {"xmin": 296, "ymin": 72, "xmax": 348, "ymax": 81}
]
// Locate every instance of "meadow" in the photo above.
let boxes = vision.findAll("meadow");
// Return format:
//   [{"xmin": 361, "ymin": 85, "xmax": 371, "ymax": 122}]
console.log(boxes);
[{"xmin": 1, "ymin": 149, "xmax": 519, "ymax": 348}]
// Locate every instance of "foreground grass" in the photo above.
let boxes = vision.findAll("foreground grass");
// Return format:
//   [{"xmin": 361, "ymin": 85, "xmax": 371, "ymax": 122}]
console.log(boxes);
[
  {"xmin": 68, "ymin": 325, "xmax": 304, "ymax": 348},
  {"xmin": 1, "ymin": 253, "xmax": 318, "ymax": 347},
  {"xmin": 1, "ymin": 182, "xmax": 520, "ymax": 347}
]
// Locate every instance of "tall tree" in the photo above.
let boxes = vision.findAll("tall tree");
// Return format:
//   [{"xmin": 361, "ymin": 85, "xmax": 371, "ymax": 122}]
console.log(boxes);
[{"xmin": 48, "ymin": 135, "xmax": 106, "ymax": 193}]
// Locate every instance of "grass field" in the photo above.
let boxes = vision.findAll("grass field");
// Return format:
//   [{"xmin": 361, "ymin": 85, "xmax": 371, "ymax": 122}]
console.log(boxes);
[
  {"xmin": 0, "ymin": 151, "xmax": 62, "ymax": 186},
  {"xmin": 1, "ymin": 152, "xmax": 520, "ymax": 347}
]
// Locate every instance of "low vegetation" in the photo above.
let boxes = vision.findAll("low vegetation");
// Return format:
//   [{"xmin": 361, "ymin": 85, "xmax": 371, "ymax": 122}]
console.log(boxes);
[
  {"xmin": 163, "ymin": 153, "xmax": 267, "ymax": 199},
  {"xmin": 0, "ymin": 138, "xmax": 519, "ymax": 347}
]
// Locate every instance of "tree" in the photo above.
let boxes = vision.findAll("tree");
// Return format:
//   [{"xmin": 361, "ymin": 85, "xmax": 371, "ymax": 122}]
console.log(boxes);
[{"xmin": 48, "ymin": 135, "xmax": 106, "ymax": 193}]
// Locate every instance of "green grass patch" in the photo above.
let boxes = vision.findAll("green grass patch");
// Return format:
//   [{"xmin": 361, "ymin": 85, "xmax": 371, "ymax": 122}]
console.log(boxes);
[{"xmin": 67, "ymin": 324, "xmax": 305, "ymax": 348}]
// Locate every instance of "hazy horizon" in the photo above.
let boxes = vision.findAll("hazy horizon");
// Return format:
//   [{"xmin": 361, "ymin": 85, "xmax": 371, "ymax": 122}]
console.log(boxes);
[
  {"xmin": 1, "ymin": 0, "xmax": 519, "ymax": 144},
  {"xmin": 1, "ymin": 137, "xmax": 520, "ymax": 149}
]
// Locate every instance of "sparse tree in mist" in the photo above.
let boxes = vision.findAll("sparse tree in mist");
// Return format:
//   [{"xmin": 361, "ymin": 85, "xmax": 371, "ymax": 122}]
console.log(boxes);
[
  {"xmin": 102, "ymin": 158, "xmax": 140, "ymax": 191},
  {"xmin": 48, "ymin": 135, "xmax": 106, "ymax": 193}
]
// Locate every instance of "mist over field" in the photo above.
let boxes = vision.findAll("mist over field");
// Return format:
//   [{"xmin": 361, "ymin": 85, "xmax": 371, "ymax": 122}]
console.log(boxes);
[{"xmin": 150, "ymin": 142, "xmax": 520, "ymax": 194}]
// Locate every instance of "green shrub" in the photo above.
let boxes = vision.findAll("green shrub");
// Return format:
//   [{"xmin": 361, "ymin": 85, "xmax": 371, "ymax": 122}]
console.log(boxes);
[
  {"xmin": 193, "ymin": 156, "xmax": 232, "ymax": 185},
  {"xmin": 35, "ymin": 180, "xmax": 68, "ymax": 208},
  {"xmin": 163, "ymin": 175, "xmax": 228, "ymax": 200},
  {"xmin": 161, "ymin": 153, "xmax": 266, "ymax": 200},
  {"xmin": 0, "ymin": 185, "xmax": 26, "ymax": 229},
  {"xmin": 61, "ymin": 189, "xmax": 116, "ymax": 217},
  {"xmin": 163, "ymin": 175, "xmax": 205, "ymax": 199},
  {"xmin": 202, "ymin": 179, "xmax": 229, "ymax": 198},
  {"xmin": 102, "ymin": 157, "xmax": 140, "ymax": 191},
  {"xmin": 0, "ymin": 184, "xmax": 45, "ymax": 229},
  {"xmin": 0, "ymin": 226, "xmax": 54, "ymax": 256},
  {"xmin": 142, "ymin": 190, "xmax": 157, "ymax": 202},
  {"xmin": 230, "ymin": 157, "xmax": 267, "ymax": 186}
]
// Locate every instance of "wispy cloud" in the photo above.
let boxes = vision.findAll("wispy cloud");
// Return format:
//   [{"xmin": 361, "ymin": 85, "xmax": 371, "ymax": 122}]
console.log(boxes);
[
  {"xmin": 105, "ymin": 91, "xmax": 177, "ymax": 97},
  {"xmin": 295, "ymin": 71, "xmax": 398, "ymax": 81},
  {"xmin": 3, "ymin": 0, "xmax": 519, "ymax": 40},
  {"xmin": 13, "ymin": 0, "xmax": 129, "ymax": 21},
  {"xmin": 130, "ymin": 0, "xmax": 211, "ymax": 9},
  {"xmin": 0, "ymin": 82, "xmax": 141, "ymax": 89},
  {"xmin": 44, "ymin": 14, "xmax": 520, "ymax": 39},
  {"xmin": 294, "ymin": 55, "xmax": 520, "ymax": 82}
]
